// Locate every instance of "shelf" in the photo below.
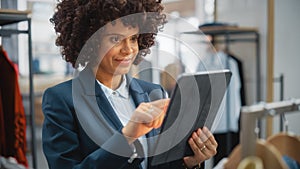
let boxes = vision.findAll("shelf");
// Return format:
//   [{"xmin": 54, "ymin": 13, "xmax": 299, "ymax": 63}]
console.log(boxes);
[
  {"xmin": 182, "ymin": 26, "xmax": 258, "ymax": 36},
  {"xmin": 0, "ymin": 9, "xmax": 37, "ymax": 169},
  {"xmin": 0, "ymin": 9, "xmax": 31, "ymax": 26}
]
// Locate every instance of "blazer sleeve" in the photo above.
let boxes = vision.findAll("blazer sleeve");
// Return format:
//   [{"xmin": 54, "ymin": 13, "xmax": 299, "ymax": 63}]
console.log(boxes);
[{"xmin": 42, "ymin": 86, "xmax": 138, "ymax": 169}]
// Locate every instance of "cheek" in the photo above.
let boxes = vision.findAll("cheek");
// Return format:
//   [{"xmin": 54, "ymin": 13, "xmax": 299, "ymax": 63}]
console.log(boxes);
[
  {"xmin": 102, "ymin": 52, "xmax": 115, "ymax": 65},
  {"xmin": 99, "ymin": 45, "xmax": 117, "ymax": 60},
  {"xmin": 132, "ymin": 45, "xmax": 140, "ymax": 60},
  {"xmin": 133, "ymin": 44, "xmax": 139, "ymax": 54}
]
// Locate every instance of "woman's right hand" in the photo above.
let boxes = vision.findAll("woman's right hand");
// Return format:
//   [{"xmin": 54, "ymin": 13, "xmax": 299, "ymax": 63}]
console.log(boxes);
[{"xmin": 122, "ymin": 99, "xmax": 170, "ymax": 144}]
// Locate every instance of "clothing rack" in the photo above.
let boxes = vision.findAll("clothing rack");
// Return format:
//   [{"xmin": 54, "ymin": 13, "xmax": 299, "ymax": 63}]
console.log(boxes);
[
  {"xmin": 0, "ymin": 9, "xmax": 37, "ymax": 169},
  {"xmin": 240, "ymin": 98, "xmax": 300, "ymax": 159},
  {"xmin": 273, "ymin": 74, "xmax": 285, "ymax": 131},
  {"xmin": 182, "ymin": 26, "xmax": 261, "ymax": 102},
  {"xmin": 181, "ymin": 27, "xmax": 261, "ymax": 162}
]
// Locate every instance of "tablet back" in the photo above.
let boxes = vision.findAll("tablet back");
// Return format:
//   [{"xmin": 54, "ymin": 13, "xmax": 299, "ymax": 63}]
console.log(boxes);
[{"xmin": 151, "ymin": 70, "xmax": 232, "ymax": 166}]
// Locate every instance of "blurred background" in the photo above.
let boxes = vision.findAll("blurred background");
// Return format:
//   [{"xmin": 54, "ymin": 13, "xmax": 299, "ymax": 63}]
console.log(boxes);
[{"xmin": 1, "ymin": 0, "xmax": 299, "ymax": 168}]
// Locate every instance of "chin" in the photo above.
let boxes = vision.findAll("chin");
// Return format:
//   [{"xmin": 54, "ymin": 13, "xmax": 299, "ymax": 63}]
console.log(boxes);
[{"xmin": 114, "ymin": 68, "xmax": 131, "ymax": 75}]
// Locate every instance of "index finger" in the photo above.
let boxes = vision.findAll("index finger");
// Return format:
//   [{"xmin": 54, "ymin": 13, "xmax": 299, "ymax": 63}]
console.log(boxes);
[
  {"xmin": 203, "ymin": 126, "xmax": 217, "ymax": 146},
  {"xmin": 149, "ymin": 98, "xmax": 170, "ymax": 109}
]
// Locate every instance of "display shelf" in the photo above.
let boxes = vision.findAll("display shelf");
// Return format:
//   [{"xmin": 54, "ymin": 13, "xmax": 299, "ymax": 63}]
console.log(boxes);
[
  {"xmin": 184, "ymin": 26, "xmax": 257, "ymax": 35},
  {"xmin": 0, "ymin": 9, "xmax": 31, "ymax": 26},
  {"xmin": 0, "ymin": 9, "xmax": 37, "ymax": 169}
]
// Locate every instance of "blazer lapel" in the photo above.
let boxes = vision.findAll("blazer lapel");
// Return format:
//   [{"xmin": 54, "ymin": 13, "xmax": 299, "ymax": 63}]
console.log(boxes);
[
  {"xmin": 79, "ymin": 67, "xmax": 123, "ymax": 130},
  {"xmin": 94, "ymin": 82, "xmax": 123, "ymax": 130},
  {"xmin": 80, "ymin": 71, "xmax": 160, "ymax": 158},
  {"xmin": 127, "ymin": 76, "xmax": 162, "ymax": 159},
  {"xmin": 94, "ymin": 76, "xmax": 150, "ymax": 130},
  {"xmin": 127, "ymin": 76, "xmax": 150, "ymax": 106}
]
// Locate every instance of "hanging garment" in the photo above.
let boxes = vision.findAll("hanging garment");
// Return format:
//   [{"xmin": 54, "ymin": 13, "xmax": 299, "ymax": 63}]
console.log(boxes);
[
  {"xmin": 197, "ymin": 51, "xmax": 242, "ymax": 133},
  {"xmin": 0, "ymin": 90, "xmax": 5, "ymax": 154},
  {"xmin": 0, "ymin": 48, "xmax": 28, "ymax": 167},
  {"xmin": 0, "ymin": 156, "xmax": 26, "ymax": 169},
  {"xmin": 197, "ymin": 51, "xmax": 243, "ymax": 165},
  {"xmin": 228, "ymin": 54, "xmax": 246, "ymax": 106},
  {"xmin": 283, "ymin": 155, "xmax": 300, "ymax": 169}
]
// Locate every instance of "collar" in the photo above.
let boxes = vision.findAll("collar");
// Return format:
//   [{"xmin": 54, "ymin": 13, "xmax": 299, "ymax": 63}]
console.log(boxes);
[
  {"xmin": 97, "ymin": 75, "xmax": 129, "ymax": 99},
  {"xmin": 76, "ymin": 67, "xmax": 145, "ymax": 96}
]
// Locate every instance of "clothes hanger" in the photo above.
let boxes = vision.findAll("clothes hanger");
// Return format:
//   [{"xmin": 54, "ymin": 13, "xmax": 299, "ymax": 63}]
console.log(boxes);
[
  {"xmin": 223, "ymin": 143, "xmax": 241, "ymax": 169},
  {"xmin": 267, "ymin": 133, "xmax": 300, "ymax": 164},
  {"xmin": 266, "ymin": 115, "xmax": 300, "ymax": 164},
  {"xmin": 224, "ymin": 140, "xmax": 288, "ymax": 169},
  {"xmin": 237, "ymin": 156, "xmax": 264, "ymax": 169}
]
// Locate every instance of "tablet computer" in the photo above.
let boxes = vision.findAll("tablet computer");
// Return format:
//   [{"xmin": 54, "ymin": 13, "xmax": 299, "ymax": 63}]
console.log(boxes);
[{"xmin": 151, "ymin": 69, "xmax": 232, "ymax": 166}]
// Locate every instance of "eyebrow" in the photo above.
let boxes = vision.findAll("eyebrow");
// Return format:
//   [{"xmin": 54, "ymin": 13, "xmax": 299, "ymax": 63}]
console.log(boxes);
[
  {"xmin": 104, "ymin": 33, "xmax": 123, "ymax": 37},
  {"xmin": 104, "ymin": 33, "xmax": 139, "ymax": 37}
]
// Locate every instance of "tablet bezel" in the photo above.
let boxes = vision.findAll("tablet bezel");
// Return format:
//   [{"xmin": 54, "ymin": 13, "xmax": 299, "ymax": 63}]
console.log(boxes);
[{"xmin": 151, "ymin": 69, "xmax": 232, "ymax": 166}]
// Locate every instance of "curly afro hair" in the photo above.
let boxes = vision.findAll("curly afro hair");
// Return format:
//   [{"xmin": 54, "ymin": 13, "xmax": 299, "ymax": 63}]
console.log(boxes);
[{"xmin": 50, "ymin": 0, "xmax": 167, "ymax": 68}]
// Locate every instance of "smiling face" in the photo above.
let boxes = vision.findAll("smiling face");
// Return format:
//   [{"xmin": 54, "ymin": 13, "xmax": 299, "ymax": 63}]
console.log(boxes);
[{"xmin": 96, "ymin": 20, "xmax": 139, "ymax": 83}]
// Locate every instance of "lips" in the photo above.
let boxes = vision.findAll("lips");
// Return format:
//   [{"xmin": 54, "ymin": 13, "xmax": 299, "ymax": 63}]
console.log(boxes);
[
  {"xmin": 115, "ymin": 56, "xmax": 134, "ymax": 65},
  {"xmin": 115, "ymin": 57, "xmax": 132, "ymax": 62}
]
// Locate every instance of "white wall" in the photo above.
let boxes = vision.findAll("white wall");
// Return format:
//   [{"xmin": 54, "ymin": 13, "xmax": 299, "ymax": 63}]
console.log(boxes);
[
  {"xmin": 215, "ymin": 0, "xmax": 300, "ymax": 135},
  {"xmin": 273, "ymin": 0, "xmax": 300, "ymax": 135},
  {"xmin": 216, "ymin": 0, "xmax": 268, "ymax": 105}
]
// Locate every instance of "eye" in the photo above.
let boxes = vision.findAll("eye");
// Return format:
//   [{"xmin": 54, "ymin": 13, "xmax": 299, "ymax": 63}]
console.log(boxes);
[
  {"xmin": 130, "ymin": 35, "xmax": 139, "ymax": 43},
  {"xmin": 109, "ymin": 35, "xmax": 121, "ymax": 44}
]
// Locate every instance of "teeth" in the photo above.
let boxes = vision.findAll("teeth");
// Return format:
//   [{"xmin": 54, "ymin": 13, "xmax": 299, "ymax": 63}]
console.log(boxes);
[{"xmin": 116, "ymin": 55, "xmax": 134, "ymax": 61}]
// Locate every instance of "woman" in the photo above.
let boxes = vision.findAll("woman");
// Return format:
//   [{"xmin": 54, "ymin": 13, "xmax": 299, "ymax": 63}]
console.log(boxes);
[{"xmin": 42, "ymin": 0, "xmax": 217, "ymax": 169}]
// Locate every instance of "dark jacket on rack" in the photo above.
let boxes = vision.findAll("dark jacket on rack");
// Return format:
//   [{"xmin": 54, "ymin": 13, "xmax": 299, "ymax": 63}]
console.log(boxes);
[{"xmin": 0, "ymin": 48, "xmax": 28, "ymax": 167}]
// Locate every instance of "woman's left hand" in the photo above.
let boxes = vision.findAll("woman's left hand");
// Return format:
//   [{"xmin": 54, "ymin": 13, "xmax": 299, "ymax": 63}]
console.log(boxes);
[{"xmin": 183, "ymin": 126, "xmax": 218, "ymax": 168}]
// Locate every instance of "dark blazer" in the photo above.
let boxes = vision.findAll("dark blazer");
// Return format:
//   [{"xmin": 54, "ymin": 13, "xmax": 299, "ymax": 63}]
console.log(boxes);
[{"xmin": 42, "ymin": 68, "xmax": 188, "ymax": 169}]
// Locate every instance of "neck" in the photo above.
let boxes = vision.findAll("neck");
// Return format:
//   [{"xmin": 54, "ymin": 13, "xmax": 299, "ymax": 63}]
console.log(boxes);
[{"xmin": 94, "ymin": 69, "xmax": 123, "ymax": 90}]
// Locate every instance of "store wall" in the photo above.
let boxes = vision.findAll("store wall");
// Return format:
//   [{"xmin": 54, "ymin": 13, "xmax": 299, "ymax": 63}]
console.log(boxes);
[
  {"xmin": 215, "ymin": 0, "xmax": 300, "ymax": 135},
  {"xmin": 216, "ymin": 0, "xmax": 268, "ymax": 105},
  {"xmin": 273, "ymin": 0, "xmax": 300, "ymax": 135}
]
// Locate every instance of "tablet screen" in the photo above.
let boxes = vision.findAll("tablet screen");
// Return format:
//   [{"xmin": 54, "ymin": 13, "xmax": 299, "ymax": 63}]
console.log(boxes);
[{"xmin": 151, "ymin": 70, "xmax": 232, "ymax": 166}]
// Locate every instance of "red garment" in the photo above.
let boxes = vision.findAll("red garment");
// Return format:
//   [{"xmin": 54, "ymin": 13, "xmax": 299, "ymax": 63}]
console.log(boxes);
[
  {"xmin": 0, "ymin": 48, "xmax": 28, "ymax": 167},
  {"xmin": 0, "ymin": 90, "xmax": 6, "ymax": 154}
]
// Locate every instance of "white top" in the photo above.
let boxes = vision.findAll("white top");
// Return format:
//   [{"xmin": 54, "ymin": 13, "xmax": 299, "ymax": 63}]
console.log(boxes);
[{"xmin": 97, "ymin": 76, "xmax": 148, "ymax": 168}]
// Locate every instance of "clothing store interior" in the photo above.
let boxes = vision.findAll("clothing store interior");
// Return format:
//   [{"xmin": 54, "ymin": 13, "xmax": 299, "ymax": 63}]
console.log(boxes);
[{"xmin": 1, "ymin": 0, "xmax": 300, "ymax": 169}]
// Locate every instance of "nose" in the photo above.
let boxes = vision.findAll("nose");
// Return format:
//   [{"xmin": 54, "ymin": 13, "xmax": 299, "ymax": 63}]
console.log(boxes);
[{"xmin": 120, "ymin": 38, "xmax": 134, "ymax": 54}]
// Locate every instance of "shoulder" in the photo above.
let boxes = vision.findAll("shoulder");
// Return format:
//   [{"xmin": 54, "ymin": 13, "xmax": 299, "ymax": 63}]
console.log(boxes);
[
  {"xmin": 44, "ymin": 79, "xmax": 72, "ymax": 95},
  {"xmin": 133, "ymin": 78, "xmax": 161, "ymax": 87},
  {"xmin": 130, "ymin": 78, "xmax": 163, "ymax": 91},
  {"xmin": 42, "ymin": 79, "xmax": 73, "ymax": 104},
  {"xmin": 129, "ymin": 77, "xmax": 167, "ymax": 100}
]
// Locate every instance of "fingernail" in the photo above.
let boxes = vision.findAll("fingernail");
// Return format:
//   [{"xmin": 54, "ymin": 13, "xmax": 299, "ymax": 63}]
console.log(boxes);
[
  {"xmin": 197, "ymin": 128, "xmax": 202, "ymax": 134},
  {"xmin": 203, "ymin": 126, "xmax": 209, "ymax": 132}
]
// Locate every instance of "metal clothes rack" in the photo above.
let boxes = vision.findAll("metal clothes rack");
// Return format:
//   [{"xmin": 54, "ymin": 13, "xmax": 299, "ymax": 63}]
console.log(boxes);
[
  {"xmin": 273, "ymin": 74, "xmax": 285, "ymax": 131},
  {"xmin": 181, "ymin": 26, "xmax": 261, "ymax": 156},
  {"xmin": 182, "ymin": 26, "xmax": 261, "ymax": 102},
  {"xmin": 240, "ymin": 98, "xmax": 300, "ymax": 159},
  {"xmin": 0, "ymin": 9, "xmax": 37, "ymax": 169}
]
